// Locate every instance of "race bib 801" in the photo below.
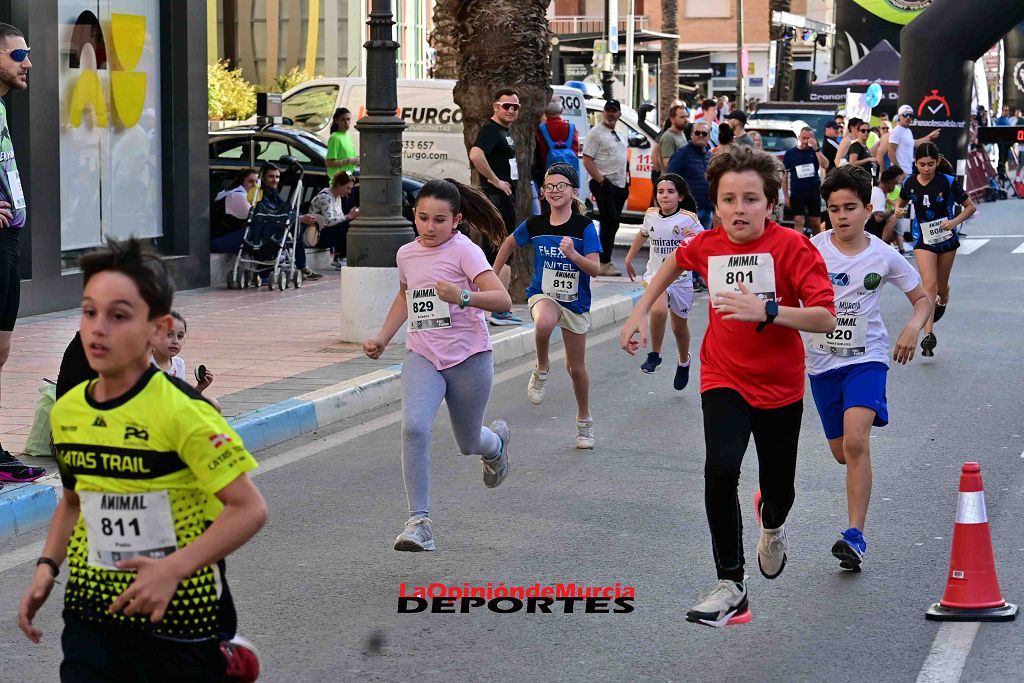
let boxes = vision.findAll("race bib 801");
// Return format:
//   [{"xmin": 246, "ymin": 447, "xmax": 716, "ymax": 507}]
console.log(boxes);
[{"xmin": 708, "ymin": 253, "xmax": 777, "ymax": 308}]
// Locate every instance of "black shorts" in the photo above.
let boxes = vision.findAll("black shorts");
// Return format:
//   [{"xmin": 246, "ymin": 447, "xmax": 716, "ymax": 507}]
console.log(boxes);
[
  {"xmin": 0, "ymin": 230, "xmax": 20, "ymax": 331},
  {"xmin": 789, "ymin": 190, "xmax": 821, "ymax": 218},
  {"xmin": 864, "ymin": 216, "xmax": 887, "ymax": 239},
  {"xmin": 60, "ymin": 613, "xmax": 226, "ymax": 682}
]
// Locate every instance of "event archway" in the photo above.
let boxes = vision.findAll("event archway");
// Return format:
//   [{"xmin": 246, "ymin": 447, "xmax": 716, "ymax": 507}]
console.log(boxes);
[{"xmin": 900, "ymin": 0, "xmax": 1024, "ymax": 171}]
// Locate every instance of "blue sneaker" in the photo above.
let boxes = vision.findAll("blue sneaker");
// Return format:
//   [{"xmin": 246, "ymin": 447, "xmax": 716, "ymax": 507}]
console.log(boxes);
[
  {"xmin": 832, "ymin": 528, "xmax": 866, "ymax": 571},
  {"xmin": 489, "ymin": 311, "xmax": 523, "ymax": 326},
  {"xmin": 673, "ymin": 357, "xmax": 691, "ymax": 391},
  {"xmin": 640, "ymin": 352, "xmax": 662, "ymax": 373}
]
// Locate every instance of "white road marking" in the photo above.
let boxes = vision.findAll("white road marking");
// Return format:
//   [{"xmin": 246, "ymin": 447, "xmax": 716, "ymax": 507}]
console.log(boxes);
[
  {"xmin": 916, "ymin": 622, "xmax": 981, "ymax": 683},
  {"xmin": 954, "ymin": 239, "xmax": 988, "ymax": 255},
  {"xmin": 1012, "ymin": 241, "xmax": 1024, "ymax": 254},
  {"xmin": 0, "ymin": 328, "xmax": 624, "ymax": 572}
]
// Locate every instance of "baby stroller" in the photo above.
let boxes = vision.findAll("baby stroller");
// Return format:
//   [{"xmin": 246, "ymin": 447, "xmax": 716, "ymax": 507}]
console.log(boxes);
[{"xmin": 228, "ymin": 158, "xmax": 305, "ymax": 291}]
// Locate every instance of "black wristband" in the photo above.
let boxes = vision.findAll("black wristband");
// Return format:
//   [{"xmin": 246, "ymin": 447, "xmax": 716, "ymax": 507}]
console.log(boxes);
[{"xmin": 36, "ymin": 557, "xmax": 59, "ymax": 578}]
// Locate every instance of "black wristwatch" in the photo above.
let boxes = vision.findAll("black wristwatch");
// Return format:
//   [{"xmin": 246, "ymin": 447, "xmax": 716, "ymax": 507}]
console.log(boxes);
[
  {"xmin": 36, "ymin": 557, "xmax": 59, "ymax": 578},
  {"xmin": 756, "ymin": 300, "xmax": 779, "ymax": 333}
]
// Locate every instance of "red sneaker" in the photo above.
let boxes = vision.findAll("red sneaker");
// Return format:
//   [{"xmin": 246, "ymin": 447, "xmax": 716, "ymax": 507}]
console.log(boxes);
[
  {"xmin": 221, "ymin": 635, "xmax": 261, "ymax": 682},
  {"xmin": 754, "ymin": 488, "xmax": 762, "ymax": 528}
]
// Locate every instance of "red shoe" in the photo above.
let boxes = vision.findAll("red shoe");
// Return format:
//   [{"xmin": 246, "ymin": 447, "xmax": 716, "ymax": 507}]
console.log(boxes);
[
  {"xmin": 754, "ymin": 488, "xmax": 762, "ymax": 528},
  {"xmin": 221, "ymin": 635, "xmax": 261, "ymax": 682}
]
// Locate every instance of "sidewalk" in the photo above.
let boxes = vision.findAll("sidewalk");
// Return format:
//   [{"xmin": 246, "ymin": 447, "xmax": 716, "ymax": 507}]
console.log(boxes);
[{"xmin": 0, "ymin": 270, "xmax": 642, "ymax": 539}]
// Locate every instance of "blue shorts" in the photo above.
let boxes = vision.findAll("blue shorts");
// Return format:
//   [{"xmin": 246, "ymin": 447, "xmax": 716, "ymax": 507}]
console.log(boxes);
[{"xmin": 809, "ymin": 361, "xmax": 889, "ymax": 440}]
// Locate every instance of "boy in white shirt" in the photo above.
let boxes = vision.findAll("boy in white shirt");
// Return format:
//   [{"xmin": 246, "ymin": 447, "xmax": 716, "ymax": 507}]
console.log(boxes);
[{"xmin": 810, "ymin": 166, "xmax": 932, "ymax": 571}]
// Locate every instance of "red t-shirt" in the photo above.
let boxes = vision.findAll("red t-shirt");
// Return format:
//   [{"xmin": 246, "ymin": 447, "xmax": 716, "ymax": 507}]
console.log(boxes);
[{"xmin": 675, "ymin": 221, "xmax": 835, "ymax": 408}]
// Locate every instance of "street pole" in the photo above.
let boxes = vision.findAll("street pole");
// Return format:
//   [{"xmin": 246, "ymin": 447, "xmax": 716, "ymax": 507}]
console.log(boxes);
[
  {"xmin": 340, "ymin": 0, "xmax": 415, "ymax": 342},
  {"xmin": 346, "ymin": 0, "xmax": 414, "ymax": 268},
  {"xmin": 736, "ymin": 0, "xmax": 745, "ymax": 107},
  {"xmin": 625, "ymin": 0, "xmax": 635, "ymax": 109}
]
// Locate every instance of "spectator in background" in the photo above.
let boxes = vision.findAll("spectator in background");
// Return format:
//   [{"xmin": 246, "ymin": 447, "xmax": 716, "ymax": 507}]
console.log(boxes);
[
  {"xmin": 716, "ymin": 95, "xmax": 731, "ymax": 117},
  {"xmin": 326, "ymin": 108, "xmax": 358, "ymax": 183},
  {"xmin": 727, "ymin": 110, "xmax": 754, "ymax": 147},
  {"xmin": 305, "ymin": 172, "xmax": 359, "ymax": 269},
  {"xmin": 994, "ymin": 104, "xmax": 1013, "ymax": 177},
  {"xmin": 713, "ymin": 122, "xmax": 735, "ymax": 153},
  {"xmin": 695, "ymin": 99, "xmax": 720, "ymax": 146},
  {"xmin": 749, "ymin": 130, "xmax": 764, "ymax": 150},
  {"xmin": 866, "ymin": 165, "xmax": 908, "ymax": 252},
  {"xmin": 211, "ymin": 167, "xmax": 258, "ymax": 253},
  {"xmin": 658, "ymin": 104, "xmax": 691, "ymax": 173},
  {"xmin": 782, "ymin": 126, "xmax": 830, "ymax": 235},
  {"xmin": 667, "ymin": 120, "xmax": 713, "ymax": 230},
  {"xmin": 259, "ymin": 163, "xmax": 323, "ymax": 281},
  {"xmin": 873, "ymin": 119, "xmax": 892, "ymax": 170},
  {"xmin": 469, "ymin": 87, "xmax": 524, "ymax": 325},
  {"xmin": 534, "ymin": 97, "xmax": 579, "ymax": 211},
  {"xmin": 0, "ymin": 22, "xmax": 42, "ymax": 481},
  {"xmin": 821, "ymin": 120, "xmax": 842, "ymax": 168},
  {"xmin": 583, "ymin": 99, "xmax": 629, "ymax": 276}
]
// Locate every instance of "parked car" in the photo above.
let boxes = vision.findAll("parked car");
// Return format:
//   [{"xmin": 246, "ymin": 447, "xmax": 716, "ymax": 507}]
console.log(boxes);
[
  {"xmin": 746, "ymin": 121, "xmax": 804, "ymax": 160},
  {"xmin": 208, "ymin": 123, "xmax": 424, "ymax": 222},
  {"xmin": 750, "ymin": 102, "xmax": 839, "ymax": 142}
]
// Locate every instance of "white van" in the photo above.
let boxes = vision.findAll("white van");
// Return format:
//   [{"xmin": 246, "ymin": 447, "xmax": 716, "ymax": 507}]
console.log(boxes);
[{"xmin": 281, "ymin": 78, "xmax": 591, "ymax": 192}]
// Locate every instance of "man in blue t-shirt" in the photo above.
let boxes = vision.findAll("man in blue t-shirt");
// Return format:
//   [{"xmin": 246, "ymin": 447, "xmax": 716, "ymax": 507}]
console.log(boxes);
[{"xmin": 782, "ymin": 126, "xmax": 831, "ymax": 235}]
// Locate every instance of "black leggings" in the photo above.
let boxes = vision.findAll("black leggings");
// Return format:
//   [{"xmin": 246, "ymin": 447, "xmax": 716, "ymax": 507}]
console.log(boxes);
[
  {"xmin": 589, "ymin": 180, "xmax": 628, "ymax": 264},
  {"xmin": 701, "ymin": 388, "xmax": 803, "ymax": 582}
]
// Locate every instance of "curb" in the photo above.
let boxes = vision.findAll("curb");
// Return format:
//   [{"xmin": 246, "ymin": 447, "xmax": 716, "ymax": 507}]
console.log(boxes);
[{"xmin": 0, "ymin": 287, "xmax": 643, "ymax": 542}]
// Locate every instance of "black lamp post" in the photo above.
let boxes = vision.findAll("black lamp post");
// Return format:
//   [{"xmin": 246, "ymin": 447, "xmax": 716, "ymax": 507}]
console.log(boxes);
[{"xmin": 346, "ymin": 0, "xmax": 415, "ymax": 268}]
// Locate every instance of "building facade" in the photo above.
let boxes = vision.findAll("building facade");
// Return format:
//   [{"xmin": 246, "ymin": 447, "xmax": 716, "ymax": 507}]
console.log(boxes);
[
  {"xmin": 5, "ymin": 0, "xmax": 209, "ymax": 316},
  {"xmin": 209, "ymin": 0, "xmax": 432, "ymax": 85}
]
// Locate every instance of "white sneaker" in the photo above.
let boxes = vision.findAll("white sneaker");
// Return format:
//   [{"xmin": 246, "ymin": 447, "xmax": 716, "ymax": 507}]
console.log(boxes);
[
  {"xmin": 685, "ymin": 579, "xmax": 748, "ymax": 628},
  {"xmin": 394, "ymin": 516, "xmax": 436, "ymax": 552},
  {"xmin": 757, "ymin": 524, "xmax": 788, "ymax": 579},
  {"xmin": 575, "ymin": 417, "xmax": 595, "ymax": 449},
  {"xmin": 527, "ymin": 368, "xmax": 548, "ymax": 405},
  {"xmin": 481, "ymin": 420, "xmax": 510, "ymax": 488}
]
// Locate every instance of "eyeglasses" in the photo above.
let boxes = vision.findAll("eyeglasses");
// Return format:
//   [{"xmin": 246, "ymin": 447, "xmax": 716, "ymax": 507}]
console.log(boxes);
[
  {"xmin": 858, "ymin": 127, "xmax": 869, "ymax": 133},
  {"xmin": 0, "ymin": 48, "xmax": 30, "ymax": 63},
  {"xmin": 497, "ymin": 102, "xmax": 521, "ymax": 112},
  {"xmin": 880, "ymin": 126, "xmax": 890, "ymax": 132},
  {"xmin": 541, "ymin": 182, "xmax": 572, "ymax": 192},
  {"xmin": 900, "ymin": 113, "xmax": 912, "ymax": 119},
  {"xmin": 692, "ymin": 131, "xmax": 709, "ymax": 137}
]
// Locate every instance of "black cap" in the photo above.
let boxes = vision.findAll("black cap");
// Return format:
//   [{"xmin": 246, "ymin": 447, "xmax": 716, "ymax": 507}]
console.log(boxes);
[
  {"xmin": 727, "ymin": 110, "xmax": 748, "ymax": 124},
  {"xmin": 603, "ymin": 99, "xmax": 621, "ymax": 112},
  {"xmin": 825, "ymin": 120, "xmax": 839, "ymax": 130}
]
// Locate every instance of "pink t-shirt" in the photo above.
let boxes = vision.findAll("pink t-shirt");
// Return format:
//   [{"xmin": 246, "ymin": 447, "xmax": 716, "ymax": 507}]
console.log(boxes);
[{"xmin": 396, "ymin": 232, "xmax": 493, "ymax": 370}]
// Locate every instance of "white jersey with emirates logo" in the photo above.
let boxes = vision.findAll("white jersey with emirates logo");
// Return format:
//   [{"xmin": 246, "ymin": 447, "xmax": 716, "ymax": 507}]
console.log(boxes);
[{"xmin": 640, "ymin": 208, "xmax": 703, "ymax": 284}]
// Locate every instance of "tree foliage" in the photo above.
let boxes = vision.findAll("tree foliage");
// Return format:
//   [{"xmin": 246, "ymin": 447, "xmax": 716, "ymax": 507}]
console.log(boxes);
[{"xmin": 208, "ymin": 60, "xmax": 256, "ymax": 121}]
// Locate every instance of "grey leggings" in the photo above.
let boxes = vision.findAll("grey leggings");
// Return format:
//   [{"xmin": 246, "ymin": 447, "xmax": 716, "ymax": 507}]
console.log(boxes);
[{"xmin": 402, "ymin": 350, "xmax": 501, "ymax": 518}]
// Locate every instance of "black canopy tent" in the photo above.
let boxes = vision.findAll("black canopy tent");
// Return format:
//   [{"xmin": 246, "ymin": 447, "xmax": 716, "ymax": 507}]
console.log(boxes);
[{"xmin": 810, "ymin": 39, "xmax": 901, "ymax": 115}]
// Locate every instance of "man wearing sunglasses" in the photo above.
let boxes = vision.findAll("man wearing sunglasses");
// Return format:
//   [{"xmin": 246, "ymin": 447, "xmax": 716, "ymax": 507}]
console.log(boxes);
[
  {"xmin": 0, "ymin": 23, "xmax": 41, "ymax": 484},
  {"xmin": 888, "ymin": 104, "xmax": 940, "ymax": 175},
  {"xmin": 470, "ymin": 87, "xmax": 524, "ymax": 325}
]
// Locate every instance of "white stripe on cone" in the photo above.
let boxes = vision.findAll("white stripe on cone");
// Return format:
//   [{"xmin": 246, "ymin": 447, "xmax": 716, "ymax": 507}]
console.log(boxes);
[{"xmin": 954, "ymin": 491, "xmax": 988, "ymax": 525}]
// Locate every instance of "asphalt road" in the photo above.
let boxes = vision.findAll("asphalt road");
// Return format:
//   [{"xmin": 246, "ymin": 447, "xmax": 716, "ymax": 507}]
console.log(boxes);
[{"xmin": 1, "ymin": 201, "xmax": 1022, "ymax": 682}]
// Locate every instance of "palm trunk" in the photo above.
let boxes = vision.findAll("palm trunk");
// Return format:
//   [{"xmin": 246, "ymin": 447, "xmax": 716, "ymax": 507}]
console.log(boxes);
[
  {"xmin": 452, "ymin": 0, "xmax": 552, "ymax": 302},
  {"xmin": 659, "ymin": 0, "xmax": 679, "ymax": 120},
  {"xmin": 431, "ymin": 0, "xmax": 459, "ymax": 80}
]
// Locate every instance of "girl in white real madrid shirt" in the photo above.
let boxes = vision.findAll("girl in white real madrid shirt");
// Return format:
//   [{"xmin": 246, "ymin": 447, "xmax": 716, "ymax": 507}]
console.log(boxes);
[{"xmin": 625, "ymin": 174, "xmax": 703, "ymax": 390}]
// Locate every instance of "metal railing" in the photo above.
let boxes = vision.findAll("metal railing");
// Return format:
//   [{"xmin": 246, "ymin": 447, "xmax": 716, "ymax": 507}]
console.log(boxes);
[{"xmin": 549, "ymin": 15, "xmax": 649, "ymax": 35}]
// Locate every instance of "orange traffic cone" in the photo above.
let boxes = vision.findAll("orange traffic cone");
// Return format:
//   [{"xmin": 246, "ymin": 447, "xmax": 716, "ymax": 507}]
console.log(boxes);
[{"xmin": 926, "ymin": 462, "xmax": 1017, "ymax": 621}]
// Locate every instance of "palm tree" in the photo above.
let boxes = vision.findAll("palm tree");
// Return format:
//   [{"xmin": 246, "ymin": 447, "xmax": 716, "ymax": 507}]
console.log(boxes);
[
  {"xmin": 430, "ymin": 0, "xmax": 459, "ymax": 80},
  {"xmin": 450, "ymin": 0, "xmax": 553, "ymax": 299},
  {"xmin": 659, "ymin": 0, "xmax": 679, "ymax": 120}
]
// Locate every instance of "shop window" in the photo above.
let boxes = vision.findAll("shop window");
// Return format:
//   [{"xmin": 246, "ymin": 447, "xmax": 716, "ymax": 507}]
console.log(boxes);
[{"xmin": 58, "ymin": 1, "xmax": 164, "ymax": 258}]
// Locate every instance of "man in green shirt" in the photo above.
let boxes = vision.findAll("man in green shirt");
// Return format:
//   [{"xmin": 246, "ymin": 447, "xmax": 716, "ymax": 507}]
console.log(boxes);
[{"xmin": 326, "ymin": 108, "xmax": 358, "ymax": 182}]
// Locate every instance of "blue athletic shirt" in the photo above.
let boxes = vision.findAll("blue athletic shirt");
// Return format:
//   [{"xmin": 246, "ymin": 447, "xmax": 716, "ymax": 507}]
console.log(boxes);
[
  {"xmin": 782, "ymin": 146, "xmax": 821, "ymax": 196},
  {"xmin": 514, "ymin": 212, "xmax": 601, "ymax": 315},
  {"xmin": 898, "ymin": 173, "xmax": 967, "ymax": 244}
]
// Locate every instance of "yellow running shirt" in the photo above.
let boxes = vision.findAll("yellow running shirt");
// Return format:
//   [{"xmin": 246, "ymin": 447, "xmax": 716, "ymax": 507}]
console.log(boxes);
[{"xmin": 52, "ymin": 366, "xmax": 258, "ymax": 640}]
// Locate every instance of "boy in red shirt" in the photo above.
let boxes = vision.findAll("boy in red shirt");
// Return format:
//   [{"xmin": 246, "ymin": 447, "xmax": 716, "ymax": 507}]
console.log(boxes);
[{"xmin": 620, "ymin": 146, "xmax": 836, "ymax": 627}]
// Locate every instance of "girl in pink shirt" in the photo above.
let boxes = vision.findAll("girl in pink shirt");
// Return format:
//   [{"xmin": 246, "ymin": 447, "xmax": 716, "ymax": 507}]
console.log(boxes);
[{"xmin": 363, "ymin": 179, "xmax": 513, "ymax": 552}]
